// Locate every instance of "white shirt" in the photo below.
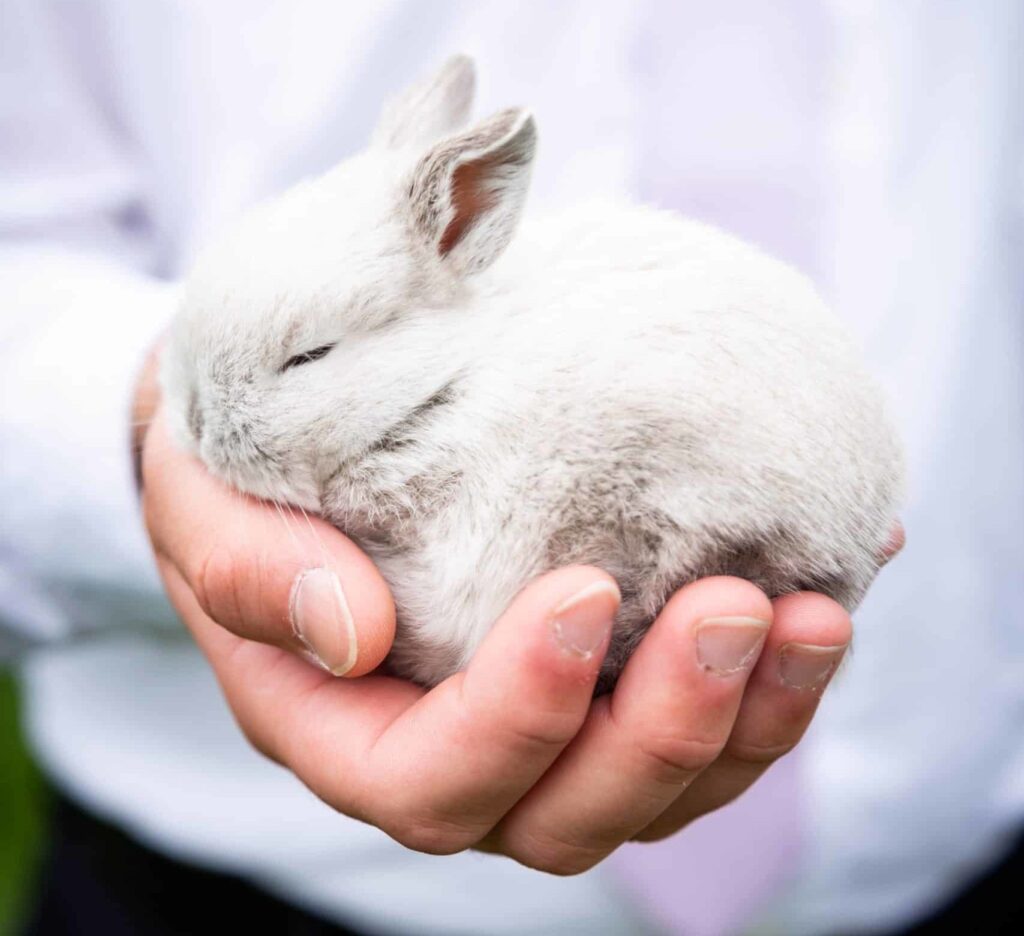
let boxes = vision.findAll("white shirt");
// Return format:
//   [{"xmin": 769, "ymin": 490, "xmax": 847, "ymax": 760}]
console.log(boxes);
[{"xmin": 2, "ymin": 2, "xmax": 1022, "ymax": 934}]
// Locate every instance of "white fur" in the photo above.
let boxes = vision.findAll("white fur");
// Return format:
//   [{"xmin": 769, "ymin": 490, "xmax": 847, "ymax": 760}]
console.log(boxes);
[{"xmin": 162, "ymin": 56, "xmax": 904, "ymax": 688}]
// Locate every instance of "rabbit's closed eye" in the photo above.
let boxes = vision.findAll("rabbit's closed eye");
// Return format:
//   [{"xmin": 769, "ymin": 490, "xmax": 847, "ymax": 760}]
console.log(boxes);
[{"xmin": 282, "ymin": 344, "xmax": 335, "ymax": 372}]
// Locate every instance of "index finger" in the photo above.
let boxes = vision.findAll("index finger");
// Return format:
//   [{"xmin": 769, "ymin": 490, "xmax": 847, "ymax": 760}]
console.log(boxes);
[{"xmin": 143, "ymin": 407, "xmax": 395, "ymax": 676}]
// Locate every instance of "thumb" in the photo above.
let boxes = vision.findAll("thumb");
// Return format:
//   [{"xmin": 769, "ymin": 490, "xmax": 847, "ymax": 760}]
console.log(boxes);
[{"xmin": 142, "ymin": 409, "xmax": 395, "ymax": 676}]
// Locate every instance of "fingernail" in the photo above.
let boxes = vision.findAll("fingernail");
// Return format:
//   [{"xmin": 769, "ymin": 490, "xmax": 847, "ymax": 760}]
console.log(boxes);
[
  {"xmin": 290, "ymin": 568, "xmax": 358, "ymax": 676},
  {"xmin": 779, "ymin": 642, "xmax": 847, "ymax": 690},
  {"xmin": 696, "ymin": 617, "xmax": 770, "ymax": 675},
  {"xmin": 550, "ymin": 581, "xmax": 619, "ymax": 658}
]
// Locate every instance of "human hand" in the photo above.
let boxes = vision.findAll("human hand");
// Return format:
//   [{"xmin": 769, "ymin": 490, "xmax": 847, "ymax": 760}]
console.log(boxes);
[{"xmin": 138, "ymin": 366, "xmax": 900, "ymax": 874}]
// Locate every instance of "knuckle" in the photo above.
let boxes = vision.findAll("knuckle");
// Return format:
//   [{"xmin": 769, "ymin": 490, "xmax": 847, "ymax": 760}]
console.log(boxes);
[
  {"xmin": 460, "ymin": 683, "xmax": 582, "ymax": 754},
  {"xmin": 496, "ymin": 708, "xmax": 581, "ymax": 752},
  {"xmin": 192, "ymin": 545, "xmax": 243, "ymax": 626},
  {"xmin": 725, "ymin": 738, "xmax": 798, "ymax": 767},
  {"xmin": 510, "ymin": 830, "xmax": 607, "ymax": 876},
  {"xmin": 386, "ymin": 811, "xmax": 480, "ymax": 856},
  {"xmin": 632, "ymin": 733, "xmax": 725, "ymax": 785}
]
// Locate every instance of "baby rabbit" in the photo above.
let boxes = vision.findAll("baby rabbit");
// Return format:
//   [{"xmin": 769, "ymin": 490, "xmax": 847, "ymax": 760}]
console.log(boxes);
[{"xmin": 163, "ymin": 56, "xmax": 904, "ymax": 689}]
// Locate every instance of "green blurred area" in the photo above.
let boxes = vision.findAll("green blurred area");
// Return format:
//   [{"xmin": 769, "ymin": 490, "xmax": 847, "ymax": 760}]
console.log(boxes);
[{"xmin": 0, "ymin": 668, "xmax": 46, "ymax": 936}]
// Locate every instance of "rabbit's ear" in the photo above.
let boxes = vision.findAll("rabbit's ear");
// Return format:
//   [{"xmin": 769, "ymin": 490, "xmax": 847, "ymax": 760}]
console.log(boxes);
[
  {"xmin": 407, "ymin": 108, "xmax": 536, "ymax": 276},
  {"xmin": 372, "ymin": 55, "xmax": 476, "ymax": 150}
]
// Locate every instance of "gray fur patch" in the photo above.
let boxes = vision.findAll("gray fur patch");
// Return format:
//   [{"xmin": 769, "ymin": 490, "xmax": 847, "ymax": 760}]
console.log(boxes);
[
  {"xmin": 367, "ymin": 378, "xmax": 460, "ymax": 454},
  {"xmin": 320, "ymin": 377, "xmax": 464, "ymax": 553}
]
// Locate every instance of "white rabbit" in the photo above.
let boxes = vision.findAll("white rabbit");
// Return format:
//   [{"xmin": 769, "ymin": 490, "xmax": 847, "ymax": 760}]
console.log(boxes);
[{"xmin": 162, "ymin": 56, "xmax": 904, "ymax": 689}]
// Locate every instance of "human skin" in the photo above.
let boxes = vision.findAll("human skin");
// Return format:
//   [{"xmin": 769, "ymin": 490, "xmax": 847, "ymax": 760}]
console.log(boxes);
[{"xmin": 135, "ymin": 350, "xmax": 901, "ymax": 874}]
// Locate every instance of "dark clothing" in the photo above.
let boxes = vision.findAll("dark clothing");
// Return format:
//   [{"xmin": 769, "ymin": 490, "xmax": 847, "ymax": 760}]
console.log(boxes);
[{"xmin": 24, "ymin": 795, "xmax": 374, "ymax": 936}]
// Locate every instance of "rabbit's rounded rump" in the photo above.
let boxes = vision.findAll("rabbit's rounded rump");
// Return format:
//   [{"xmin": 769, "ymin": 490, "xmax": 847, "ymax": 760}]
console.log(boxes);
[
  {"xmin": 320, "ymin": 205, "xmax": 902, "ymax": 688},
  {"xmin": 162, "ymin": 56, "xmax": 903, "ymax": 690}
]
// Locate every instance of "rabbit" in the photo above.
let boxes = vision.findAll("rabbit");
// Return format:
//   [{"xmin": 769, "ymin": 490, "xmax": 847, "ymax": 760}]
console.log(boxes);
[{"xmin": 162, "ymin": 55, "xmax": 904, "ymax": 690}]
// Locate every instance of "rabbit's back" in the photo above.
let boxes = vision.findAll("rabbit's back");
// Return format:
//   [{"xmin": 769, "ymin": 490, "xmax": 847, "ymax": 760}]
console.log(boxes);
[{"xmin": 328, "ymin": 203, "xmax": 903, "ymax": 687}]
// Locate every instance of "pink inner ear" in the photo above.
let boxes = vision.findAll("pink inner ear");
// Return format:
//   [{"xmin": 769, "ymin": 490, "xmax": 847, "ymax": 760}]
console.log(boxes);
[{"xmin": 439, "ymin": 158, "xmax": 497, "ymax": 255}]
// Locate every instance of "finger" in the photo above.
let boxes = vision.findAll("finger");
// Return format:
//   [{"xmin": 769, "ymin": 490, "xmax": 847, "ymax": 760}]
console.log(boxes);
[
  {"xmin": 879, "ymin": 521, "xmax": 906, "ymax": 564},
  {"xmin": 489, "ymin": 576, "xmax": 773, "ymax": 874},
  {"xmin": 166, "ymin": 558, "xmax": 618, "ymax": 856},
  {"xmin": 143, "ymin": 408, "xmax": 394, "ymax": 675},
  {"xmin": 158, "ymin": 556, "xmax": 422, "ymax": 766},
  {"xmin": 635, "ymin": 591, "xmax": 851, "ymax": 841},
  {"xmin": 346, "ymin": 567, "xmax": 619, "ymax": 851}
]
